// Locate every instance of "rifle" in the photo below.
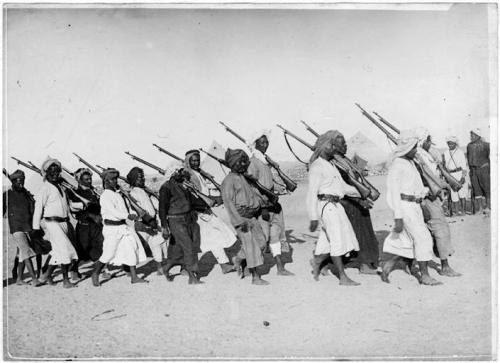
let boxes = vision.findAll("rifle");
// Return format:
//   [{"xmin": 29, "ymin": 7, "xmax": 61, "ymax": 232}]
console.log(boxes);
[
  {"xmin": 11, "ymin": 157, "xmax": 42, "ymax": 175},
  {"xmin": 3, "ymin": 168, "xmax": 9, "ymax": 178},
  {"xmin": 73, "ymin": 153, "xmax": 157, "ymax": 220},
  {"xmin": 219, "ymin": 121, "xmax": 298, "ymax": 193},
  {"xmin": 298, "ymin": 121, "xmax": 381, "ymax": 201},
  {"xmin": 300, "ymin": 120, "xmax": 320, "ymax": 137},
  {"xmin": 373, "ymin": 111, "xmax": 400, "ymax": 134},
  {"xmin": 125, "ymin": 151, "xmax": 166, "ymax": 175},
  {"xmin": 276, "ymin": 125, "xmax": 372, "ymax": 200},
  {"xmin": 152, "ymin": 143, "xmax": 222, "ymax": 191},
  {"xmin": 355, "ymin": 105, "xmax": 452, "ymax": 196},
  {"xmin": 199, "ymin": 148, "xmax": 280, "ymax": 205}
]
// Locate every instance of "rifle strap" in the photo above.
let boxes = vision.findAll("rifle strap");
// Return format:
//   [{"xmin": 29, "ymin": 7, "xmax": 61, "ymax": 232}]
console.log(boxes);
[{"xmin": 283, "ymin": 133, "xmax": 309, "ymax": 166}]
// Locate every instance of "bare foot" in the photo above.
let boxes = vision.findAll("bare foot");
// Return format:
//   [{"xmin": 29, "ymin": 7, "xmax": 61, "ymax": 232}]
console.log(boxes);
[
  {"xmin": 220, "ymin": 263, "xmax": 237, "ymax": 274},
  {"xmin": 71, "ymin": 271, "xmax": 82, "ymax": 281},
  {"xmin": 101, "ymin": 271, "xmax": 111, "ymax": 280},
  {"xmin": 359, "ymin": 263, "xmax": 378, "ymax": 275},
  {"xmin": 380, "ymin": 261, "xmax": 392, "ymax": 283},
  {"xmin": 252, "ymin": 277, "xmax": 270, "ymax": 286},
  {"xmin": 339, "ymin": 275, "xmax": 360, "ymax": 286},
  {"xmin": 438, "ymin": 267, "xmax": 462, "ymax": 277},
  {"xmin": 420, "ymin": 275, "xmax": 443, "ymax": 286},
  {"xmin": 131, "ymin": 277, "xmax": 148, "ymax": 284},
  {"xmin": 156, "ymin": 268, "xmax": 164, "ymax": 276},
  {"xmin": 309, "ymin": 258, "xmax": 321, "ymax": 281},
  {"xmin": 63, "ymin": 280, "xmax": 77, "ymax": 289},
  {"xmin": 277, "ymin": 268, "xmax": 295, "ymax": 276},
  {"xmin": 31, "ymin": 279, "xmax": 45, "ymax": 287},
  {"xmin": 16, "ymin": 280, "xmax": 28, "ymax": 286},
  {"xmin": 92, "ymin": 273, "xmax": 101, "ymax": 287},
  {"xmin": 39, "ymin": 275, "xmax": 56, "ymax": 286}
]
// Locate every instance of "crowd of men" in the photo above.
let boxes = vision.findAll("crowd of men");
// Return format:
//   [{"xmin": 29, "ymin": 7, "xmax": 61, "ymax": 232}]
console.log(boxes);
[{"xmin": 3, "ymin": 126, "xmax": 490, "ymax": 288}]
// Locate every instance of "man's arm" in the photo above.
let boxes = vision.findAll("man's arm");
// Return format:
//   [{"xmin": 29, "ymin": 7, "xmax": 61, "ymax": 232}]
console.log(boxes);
[
  {"xmin": 158, "ymin": 183, "xmax": 171, "ymax": 228},
  {"xmin": 3, "ymin": 191, "xmax": 7, "ymax": 217},
  {"xmin": 221, "ymin": 177, "xmax": 245, "ymax": 228}
]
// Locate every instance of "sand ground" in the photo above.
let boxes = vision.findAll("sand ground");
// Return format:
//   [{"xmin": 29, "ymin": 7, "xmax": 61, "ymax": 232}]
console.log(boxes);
[{"xmin": 2, "ymin": 176, "xmax": 495, "ymax": 359}]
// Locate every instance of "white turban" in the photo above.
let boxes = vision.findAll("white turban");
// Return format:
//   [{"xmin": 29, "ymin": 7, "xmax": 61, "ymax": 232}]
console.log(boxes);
[
  {"xmin": 393, "ymin": 129, "xmax": 419, "ymax": 158},
  {"xmin": 248, "ymin": 129, "xmax": 272, "ymax": 149},
  {"xmin": 446, "ymin": 135, "xmax": 459, "ymax": 144},
  {"xmin": 471, "ymin": 128, "xmax": 482, "ymax": 138},
  {"xmin": 164, "ymin": 161, "xmax": 184, "ymax": 180},
  {"xmin": 41, "ymin": 157, "xmax": 61, "ymax": 179}
]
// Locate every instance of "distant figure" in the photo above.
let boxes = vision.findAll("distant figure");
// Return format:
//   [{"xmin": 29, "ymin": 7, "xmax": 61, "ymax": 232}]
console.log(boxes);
[
  {"xmin": 307, "ymin": 130, "xmax": 361, "ymax": 286},
  {"xmin": 443, "ymin": 136, "xmax": 468, "ymax": 215},
  {"xmin": 247, "ymin": 131, "xmax": 294, "ymax": 276},
  {"xmin": 467, "ymin": 128, "xmax": 490, "ymax": 213},
  {"xmin": 3, "ymin": 170, "xmax": 43, "ymax": 286},
  {"xmin": 382, "ymin": 130, "xmax": 442, "ymax": 286}
]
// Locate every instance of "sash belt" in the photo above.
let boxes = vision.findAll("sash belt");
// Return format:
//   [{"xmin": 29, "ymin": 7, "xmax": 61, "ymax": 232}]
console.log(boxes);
[
  {"xmin": 400, "ymin": 194, "xmax": 422, "ymax": 203},
  {"xmin": 318, "ymin": 194, "xmax": 340, "ymax": 203},
  {"xmin": 104, "ymin": 219, "xmax": 126, "ymax": 226},
  {"xmin": 44, "ymin": 216, "xmax": 70, "ymax": 223}
]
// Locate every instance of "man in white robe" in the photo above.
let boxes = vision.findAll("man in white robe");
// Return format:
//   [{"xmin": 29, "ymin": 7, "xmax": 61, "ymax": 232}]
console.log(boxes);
[
  {"xmin": 307, "ymin": 130, "xmax": 361, "ymax": 286},
  {"xmin": 33, "ymin": 158, "xmax": 79, "ymax": 288},
  {"xmin": 91, "ymin": 168, "xmax": 147, "ymax": 286},
  {"xmin": 444, "ymin": 135, "xmax": 469, "ymax": 215},
  {"xmin": 382, "ymin": 130, "xmax": 442, "ymax": 285}
]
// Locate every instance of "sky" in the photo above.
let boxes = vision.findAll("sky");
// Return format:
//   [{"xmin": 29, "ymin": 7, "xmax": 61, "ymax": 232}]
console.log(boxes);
[{"xmin": 3, "ymin": 4, "xmax": 496, "ymax": 182}]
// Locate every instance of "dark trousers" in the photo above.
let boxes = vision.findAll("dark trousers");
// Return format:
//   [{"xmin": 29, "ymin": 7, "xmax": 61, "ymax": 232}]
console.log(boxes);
[
  {"xmin": 341, "ymin": 198, "xmax": 379, "ymax": 266},
  {"xmin": 167, "ymin": 213, "xmax": 201, "ymax": 272},
  {"xmin": 470, "ymin": 165, "xmax": 490, "ymax": 200},
  {"xmin": 75, "ymin": 220, "xmax": 104, "ymax": 262}
]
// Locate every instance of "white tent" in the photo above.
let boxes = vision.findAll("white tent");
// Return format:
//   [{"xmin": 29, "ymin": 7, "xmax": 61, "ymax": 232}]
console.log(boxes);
[
  {"xmin": 346, "ymin": 131, "xmax": 389, "ymax": 166},
  {"xmin": 200, "ymin": 140, "xmax": 231, "ymax": 185}
]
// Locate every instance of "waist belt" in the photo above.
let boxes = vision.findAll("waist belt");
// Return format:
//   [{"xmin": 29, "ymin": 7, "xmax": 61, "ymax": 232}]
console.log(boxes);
[
  {"xmin": 318, "ymin": 194, "xmax": 340, "ymax": 203},
  {"xmin": 448, "ymin": 167, "xmax": 462, "ymax": 173},
  {"xmin": 44, "ymin": 216, "xmax": 69, "ymax": 223},
  {"xmin": 103, "ymin": 219, "xmax": 126, "ymax": 226},
  {"xmin": 400, "ymin": 194, "xmax": 422, "ymax": 203},
  {"xmin": 470, "ymin": 162, "xmax": 489, "ymax": 169}
]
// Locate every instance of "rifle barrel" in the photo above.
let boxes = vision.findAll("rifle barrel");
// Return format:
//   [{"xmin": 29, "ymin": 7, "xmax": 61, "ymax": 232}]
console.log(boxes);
[
  {"xmin": 125, "ymin": 151, "xmax": 166, "ymax": 175},
  {"xmin": 300, "ymin": 120, "xmax": 320, "ymax": 137},
  {"xmin": 11, "ymin": 157, "xmax": 42, "ymax": 175},
  {"xmin": 373, "ymin": 112, "xmax": 400, "ymax": 134},
  {"xmin": 152, "ymin": 143, "xmax": 183, "ymax": 162},
  {"xmin": 219, "ymin": 121, "xmax": 247, "ymax": 144},
  {"xmin": 355, "ymin": 104, "xmax": 397, "ymax": 144},
  {"xmin": 276, "ymin": 124, "xmax": 315, "ymax": 150}
]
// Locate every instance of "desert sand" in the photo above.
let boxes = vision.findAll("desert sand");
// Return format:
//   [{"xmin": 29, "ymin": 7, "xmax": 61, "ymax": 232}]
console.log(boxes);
[{"xmin": 2, "ymin": 175, "xmax": 494, "ymax": 359}]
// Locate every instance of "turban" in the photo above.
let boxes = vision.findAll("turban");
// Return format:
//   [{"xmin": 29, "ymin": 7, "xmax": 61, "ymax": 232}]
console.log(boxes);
[
  {"xmin": 446, "ymin": 135, "xmax": 459, "ymax": 145},
  {"xmin": 393, "ymin": 129, "xmax": 419, "ymax": 158},
  {"xmin": 101, "ymin": 168, "xmax": 119, "ymax": 182},
  {"xmin": 8, "ymin": 169, "xmax": 25, "ymax": 181},
  {"xmin": 74, "ymin": 168, "xmax": 92, "ymax": 184},
  {"xmin": 471, "ymin": 128, "xmax": 482, "ymax": 138},
  {"xmin": 41, "ymin": 158, "xmax": 61, "ymax": 179},
  {"xmin": 309, "ymin": 130, "xmax": 342, "ymax": 164},
  {"xmin": 126, "ymin": 167, "xmax": 143, "ymax": 185},
  {"xmin": 164, "ymin": 161, "xmax": 184, "ymax": 180},
  {"xmin": 225, "ymin": 148, "xmax": 248, "ymax": 170},
  {"xmin": 248, "ymin": 129, "xmax": 272, "ymax": 149},
  {"xmin": 184, "ymin": 149, "xmax": 200, "ymax": 170}
]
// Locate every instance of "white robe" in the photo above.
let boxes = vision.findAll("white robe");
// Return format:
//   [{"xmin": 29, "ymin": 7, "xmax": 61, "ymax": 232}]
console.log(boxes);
[
  {"xmin": 307, "ymin": 158, "xmax": 360, "ymax": 257},
  {"xmin": 443, "ymin": 148, "xmax": 469, "ymax": 201}
]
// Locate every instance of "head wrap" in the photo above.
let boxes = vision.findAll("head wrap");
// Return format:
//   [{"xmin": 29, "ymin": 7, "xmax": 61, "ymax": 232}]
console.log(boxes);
[
  {"xmin": 393, "ymin": 129, "xmax": 419, "ymax": 158},
  {"xmin": 74, "ymin": 168, "xmax": 93, "ymax": 184},
  {"xmin": 184, "ymin": 149, "xmax": 200, "ymax": 170},
  {"xmin": 248, "ymin": 129, "xmax": 272, "ymax": 149},
  {"xmin": 411, "ymin": 127, "xmax": 436, "ymax": 147},
  {"xmin": 101, "ymin": 168, "xmax": 119, "ymax": 183},
  {"xmin": 126, "ymin": 166, "xmax": 143, "ymax": 185},
  {"xmin": 8, "ymin": 169, "xmax": 25, "ymax": 182},
  {"xmin": 164, "ymin": 161, "xmax": 184, "ymax": 180},
  {"xmin": 225, "ymin": 148, "xmax": 248, "ymax": 170},
  {"xmin": 471, "ymin": 128, "xmax": 482, "ymax": 138},
  {"xmin": 41, "ymin": 158, "xmax": 61, "ymax": 179},
  {"xmin": 309, "ymin": 130, "xmax": 342, "ymax": 164},
  {"xmin": 445, "ymin": 135, "xmax": 459, "ymax": 145}
]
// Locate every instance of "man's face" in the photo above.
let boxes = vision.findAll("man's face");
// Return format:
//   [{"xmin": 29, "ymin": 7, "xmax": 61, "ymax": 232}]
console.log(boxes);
[
  {"xmin": 333, "ymin": 135, "xmax": 347, "ymax": 155},
  {"xmin": 173, "ymin": 168, "xmax": 191, "ymax": 182},
  {"xmin": 135, "ymin": 172, "xmax": 145, "ymax": 188},
  {"xmin": 405, "ymin": 144, "xmax": 418, "ymax": 160},
  {"xmin": 12, "ymin": 177, "xmax": 25, "ymax": 191},
  {"xmin": 255, "ymin": 136, "xmax": 269, "ymax": 154},
  {"xmin": 233, "ymin": 155, "xmax": 250, "ymax": 174},
  {"xmin": 322, "ymin": 139, "xmax": 336, "ymax": 160},
  {"xmin": 447, "ymin": 141, "xmax": 457, "ymax": 150},
  {"xmin": 46, "ymin": 164, "xmax": 61, "ymax": 183},
  {"xmin": 105, "ymin": 175, "xmax": 119, "ymax": 190},
  {"xmin": 80, "ymin": 173, "xmax": 93, "ymax": 188},
  {"xmin": 470, "ymin": 132, "xmax": 480, "ymax": 142},
  {"xmin": 189, "ymin": 154, "xmax": 201, "ymax": 170}
]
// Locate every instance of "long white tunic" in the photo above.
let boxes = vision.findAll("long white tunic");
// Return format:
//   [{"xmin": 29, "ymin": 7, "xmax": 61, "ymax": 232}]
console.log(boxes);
[
  {"xmin": 443, "ymin": 148, "xmax": 469, "ymax": 200},
  {"xmin": 383, "ymin": 157, "xmax": 434, "ymax": 261},
  {"xmin": 99, "ymin": 189, "xmax": 146, "ymax": 266},
  {"xmin": 307, "ymin": 158, "xmax": 360, "ymax": 257}
]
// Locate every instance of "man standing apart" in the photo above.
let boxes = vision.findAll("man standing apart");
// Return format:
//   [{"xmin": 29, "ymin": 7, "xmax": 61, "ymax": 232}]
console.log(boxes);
[
  {"xmin": 467, "ymin": 128, "xmax": 490, "ymax": 213},
  {"xmin": 443, "ymin": 136, "xmax": 469, "ymax": 215},
  {"xmin": 221, "ymin": 149, "xmax": 269, "ymax": 285},
  {"xmin": 32, "ymin": 158, "xmax": 79, "ymax": 288},
  {"xmin": 307, "ymin": 130, "xmax": 361, "ymax": 286},
  {"xmin": 247, "ymin": 132, "xmax": 294, "ymax": 276},
  {"xmin": 127, "ymin": 167, "xmax": 167, "ymax": 276},
  {"xmin": 3, "ymin": 170, "xmax": 43, "ymax": 286},
  {"xmin": 91, "ymin": 168, "xmax": 147, "ymax": 286},
  {"xmin": 382, "ymin": 131, "xmax": 442, "ymax": 285}
]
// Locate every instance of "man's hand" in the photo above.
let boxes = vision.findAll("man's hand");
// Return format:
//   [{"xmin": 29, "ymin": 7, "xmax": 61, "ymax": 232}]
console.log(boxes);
[
  {"xmin": 162, "ymin": 227, "xmax": 170, "ymax": 240},
  {"xmin": 309, "ymin": 220, "xmax": 319, "ymax": 232},
  {"xmin": 237, "ymin": 221, "xmax": 250, "ymax": 233},
  {"xmin": 211, "ymin": 196, "xmax": 223, "ymax": 206},
  {"xmin": 459, "ymin": 177, "xmax": 465, "ymax": 185},
  {"xmin": 261, "ymin": 208, "xmax": 270, "ymax": 222},
  {"xmin": 393, "ymin": 218, "xmax": 404, "ymax": 233},
  {"xmin": 127, "ymin": 213, "xmax": 139, "ymax": 221},
  {"xmin": 358, "ymin": 199, "xmax": 374, "ymax": 209}
]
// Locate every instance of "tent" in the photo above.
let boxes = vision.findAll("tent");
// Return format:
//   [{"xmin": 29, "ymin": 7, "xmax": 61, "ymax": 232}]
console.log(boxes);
[{"xmin": 346, "ymin": 131, "xmax": 388, "ymax": 166}]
